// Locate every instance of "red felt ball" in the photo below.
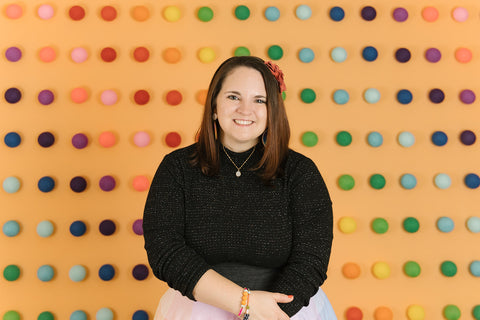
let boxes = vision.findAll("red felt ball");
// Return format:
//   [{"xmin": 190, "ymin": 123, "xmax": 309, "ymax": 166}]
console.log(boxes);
[
  {"xmin": 101, "ymin": 47, "xmax": 117, "ymax": 62},
  {"xmin": 69, "ymin": 5, "xmax": 85, "ymax": 20},
  {"xmin": 165, "ymin": 132, "xmax": 181, "ymax": 147},
  {"xmin": 166, "ymin": 90, "xmax": 182, "ymax": 106},
  {"xmin": 134, "ymin": 90, "xmax": 150, "ymax": 105},
  {"xmin": 346, "ymin": 307, "xmax": 363, "ymax": 320},
  {"xmin": 101, "ymin": 6, "xmax": 117, "ymax": 21},
  {"xmin": 133, "ymin": 47, "xmax": 150, "ymax": 62}
]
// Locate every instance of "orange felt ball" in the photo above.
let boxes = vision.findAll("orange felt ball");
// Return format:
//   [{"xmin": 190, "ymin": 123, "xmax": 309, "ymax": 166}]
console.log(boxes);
[
  {"xmin": 422, "ymin": 7, "xmax": 439, "ymax": 22},
  {"xmin": 374, "ymin": 306, "xmax": 393, "ymax": 320},
  {"xmin": 455, "ymin": 47, "xmax": 472, "ymax": 63},
  {"xmin": 196, "ymin": 90, "xmax": 208, "ymax": 105},
  {"xmin": 133, "ymin": 47, "xmax": 150, "ymax": 62},
  {"xmin": 98, "ymin": 131, "xmax": 116, "ymax": 148},
  {"xmin": 39, "ymin": 47, "xmax": 56, "ymax": 62},
  {"xmin": 5, "ymin": 4, "xmax": 23, "ymax": 19},
  {"xmin": 163, "ymin": 48, "xmax": 182, "ymax": 63},
  {"xmin": 132, "ymin": 175, "xmax": 150, "ymax": 191},
  {"xmin": 101, "ymin": 6, "xmax": 117, "ymax": 21},
  {"xmin": 132, "ymin": 5, "xmax": 150, "ymax": 21},
  {"xmin": 70, "ymin": 87, "xmax": 88, "ymax": 103},
  {"xmin": 342, "ymin": 262, "xmax": 361, "ymax": 279}
]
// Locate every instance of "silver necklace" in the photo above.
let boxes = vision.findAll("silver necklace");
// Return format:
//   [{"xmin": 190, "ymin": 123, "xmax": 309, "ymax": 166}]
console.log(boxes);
[{"xmin": 222, "ymin": 145, "xmax": 256, "ymax": 177}]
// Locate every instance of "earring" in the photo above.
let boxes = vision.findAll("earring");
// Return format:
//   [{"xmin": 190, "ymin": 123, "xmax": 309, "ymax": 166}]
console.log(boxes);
[
  {"xmin": 262, "ymin": 130, "xmax": 268, "ymax": 146},
  {"xmin": 212, "ymin": 113, "xmax": 218, "ymax": 120}
]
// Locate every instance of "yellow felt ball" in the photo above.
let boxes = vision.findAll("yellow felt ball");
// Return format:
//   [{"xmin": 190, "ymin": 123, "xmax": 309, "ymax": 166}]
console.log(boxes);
[
  {"xmin": 163, "ymin": 6, "xmax": 181, "ymax": 22},
  {"xmin": 372, "ymin": 262, "xmax": 391, "ymax": 279},
  {"xmin": 198, "ymin": 47, "xmax": 216, "ymax": 63},
  {"xmin": 338, "ymin": 217, "xmax": 357, "ymax": 234},
  {"xmin": 407, "ymin": 305, "xmax": 425, "ymax": 320}
]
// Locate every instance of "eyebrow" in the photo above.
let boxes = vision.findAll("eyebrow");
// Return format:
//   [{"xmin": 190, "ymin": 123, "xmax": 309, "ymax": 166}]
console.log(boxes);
[{"xmin": 224, "ymin": 91, "xmax": 266, "ymax": 98}]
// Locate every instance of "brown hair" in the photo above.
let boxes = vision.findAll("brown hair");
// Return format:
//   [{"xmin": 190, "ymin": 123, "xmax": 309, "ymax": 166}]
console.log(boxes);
[{"xmin": 190, "ymin": 56, "xmax": 290, "ymax": 183}]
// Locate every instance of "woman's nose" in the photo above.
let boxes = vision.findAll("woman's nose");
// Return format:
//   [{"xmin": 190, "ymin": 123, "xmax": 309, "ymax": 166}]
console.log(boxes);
[{"xmin": 236, "ymin": 100, "xmax": 253, "ymax": 114}]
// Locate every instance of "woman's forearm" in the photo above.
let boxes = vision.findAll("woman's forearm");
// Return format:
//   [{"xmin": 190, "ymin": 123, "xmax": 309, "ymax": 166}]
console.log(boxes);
[{"xmin": 192, "ymin": 269, "xmax": 244, "ymax": 315}]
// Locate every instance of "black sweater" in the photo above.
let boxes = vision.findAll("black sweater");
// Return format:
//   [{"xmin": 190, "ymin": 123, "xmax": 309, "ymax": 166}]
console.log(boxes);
[{"xmin": 143, "ymin": 143, "xmax": 333, "ymax": 317}]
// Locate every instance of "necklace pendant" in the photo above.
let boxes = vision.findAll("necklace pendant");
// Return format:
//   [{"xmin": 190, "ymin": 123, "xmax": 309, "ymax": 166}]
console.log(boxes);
[{"xmin": 236, "ymin": 170, "xmax": 241, "ymax": 177}]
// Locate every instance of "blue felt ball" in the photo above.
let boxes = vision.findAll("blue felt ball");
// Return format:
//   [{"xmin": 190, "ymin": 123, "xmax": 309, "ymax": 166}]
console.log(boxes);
[
  {"xmin": 465, "ymin": 173, "xmax": 480, "ymax": 189},
  {"xmin": 333, "ymin": 89, "xmax": 350, "ymax": 104},
  {"xmin": 70, "ymin": 220, "xmax": 87, "ymax": 237},
  {"xmin": 4, "ymin": 132, "xmax": 21, "ymax": 147},
  {"xmin": 470, "ymin": 261, "xmax": 480, "ymax": 277},
  {"xmin": 38, "ymin": 176, "xmax": 55, "ymax": 192},
  {"xmin": 401, "ymin": 174, "xmax": 417, "ymax": 189},
  {"xmin": 264, "ymin": 6, "xmax": 280, "ymax": 21},
  {"xmin": 298, "ymin": 48, "xmax": 315, "ymax": 63},
  {"xmin": 367, "ymin": 132, "xmax": 383, "ymax": 147},
  {"xmin": 398, "ymin": 131, "xmax": 415, "ymax": 147},
  {"xmin": 37, "ymin": 265, "xmax": 55, "ymax": 282},
  {"xmin": 331, "ymin": 47, "xmax": 347, "ymax": 62},
  {"xmin": 99, "ymin": 264, "xmax": 115, "ymax": 281},
  {"xmin": 69, "ymin": 265, "xmax": 87, "ymax": 282},
  {"xmin": 467, "ymin": 217, "xmax": 480, "ymax": 233},
  {"xmin": 362, "ymin": 46, "xmax": 378, "ymax": 61},
  {"xmin": 437, "ymin": 217, "xmax": 455, "ymax": 233},
  {"xmin": 96, "ymin": 308, "xmax": 114, "ymax": 320},
  {"xmin": 132, "ymin": 310, "xmax": 149, "ymax": 320},
  {"xmin": 364, "ymin": 88, "xmax": 381, "ymax": 103},
  {"xmin": 70, "ymin": 310, "xmax": 88, "ymax": 320},
  {"xmin": 431, "ymin": 131, "xmax": 448, "ymax": 146},
  {"xmin": 3, "ymin": 220, "xmax": 20, "ymax": 237},
  {"xmin": 296, "ymin": 5, "xmax": 312, "ymax": 20},
  {"xmin": 434, "ymin": 173, "xmax": 452, "ymax": 189},
  {"xmin": 397, "ymin": 89, "xmax": 413, "ymax": 104},
  {"xmin": 3, "ymin": 176, "xmax": 21, "ymax": 193},
  {"xmin": 37, "ymin": 220, "xmax": 54, "ymax": 237},
  {"xmin": 330, "ymin": 6, "xmax": 345, "ymax": 21}
]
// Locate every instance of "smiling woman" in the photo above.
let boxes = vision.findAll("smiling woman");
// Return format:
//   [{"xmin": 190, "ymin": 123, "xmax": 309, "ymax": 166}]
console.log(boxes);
[{"xmin": 143, "ymin": 56, "xmax": 336, "ymax": 320}]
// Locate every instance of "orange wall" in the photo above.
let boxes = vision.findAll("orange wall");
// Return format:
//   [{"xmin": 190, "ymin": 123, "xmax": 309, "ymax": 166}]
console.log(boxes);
[{"xmin": 1, "ymin": 1, "xmax": 479, "ymax": 319}]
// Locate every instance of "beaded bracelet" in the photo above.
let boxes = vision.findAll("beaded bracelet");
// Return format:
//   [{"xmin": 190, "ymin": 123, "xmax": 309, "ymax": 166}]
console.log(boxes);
[{"xmin": 238, "ymin": 287, "xmax": 251, "ymax": 318}]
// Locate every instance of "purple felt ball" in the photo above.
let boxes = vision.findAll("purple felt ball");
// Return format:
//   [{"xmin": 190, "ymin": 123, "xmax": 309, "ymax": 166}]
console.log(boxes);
[
  {"xmin": 395, "ymin": 48, "xmax": 411, "ymax": 62},
  {"xmin": 5, "ymin": 47, "xmax": 22, "ymax": 62},
  {"xmin": 361, "ymin": 6, "xmax": 376, "ymax": 21},
  {"xmin": 393, "ymin": 7, "xmax": 408, "ymax": 22},
  {"xmin": 38, "ymin": 90, "xmax": 54, "ymax": 105},
  {"xmin": 132, "ymin": 219, "xmax": 143, "ymax": 235},
  {"xmin": 460, "ymin": 130, "xmax": 476, "ymax": 145},
  {"xmin": 72, "ymin": 133, "xmax": 88, "ymax": 149},
  {"xmin": 459, "ymin": 89, "xmax": 475, "ymax": 104},
  {"xmin": 425, "ymin": 48, "xmax": 441, "ymax": 63},
  {"xmin": 99, "ymin": 219, "xmax": 116, "ymax": 235},
  {"xmin": 429, "ymin": 89, "xmax": 445, "ymax": 103},
  {"xmin": 38, "ymin": 132, "xmax": 55, "ymax": 147},
  {"xmin": 70, "ymin": 176, "xmax": 87, "ymax": 192},
  {"xmin": 132, "ymin": 264, "xmax": 149, "ymax": 280},
  {"xmin": 4, "ymin": 88, "xmax": 21, "ymax": 103},
  {"xmin": 99, "ymin": 175, "xmax": 116, "ymax": 191}
]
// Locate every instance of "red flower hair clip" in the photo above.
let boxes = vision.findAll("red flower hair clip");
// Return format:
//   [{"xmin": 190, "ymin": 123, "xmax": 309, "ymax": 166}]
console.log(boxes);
[{"xmin": 265, "ymin": 61, "xmax": 286, "ymax": 93}]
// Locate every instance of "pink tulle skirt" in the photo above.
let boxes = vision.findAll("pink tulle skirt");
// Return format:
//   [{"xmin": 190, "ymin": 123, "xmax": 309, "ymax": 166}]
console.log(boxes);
[{"xmin": 154, "ymin": 287, "xmax": 337, "ymax": 320}]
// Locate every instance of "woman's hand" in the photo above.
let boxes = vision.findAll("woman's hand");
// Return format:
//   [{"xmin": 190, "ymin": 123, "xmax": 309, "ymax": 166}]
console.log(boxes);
[{"xmin": 247, "ymin": 291, "xmax": 293, "ymax": 320}]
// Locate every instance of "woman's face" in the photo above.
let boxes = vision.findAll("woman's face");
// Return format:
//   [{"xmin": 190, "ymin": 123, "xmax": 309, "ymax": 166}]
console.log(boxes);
[{"xmin": 215, "ymin": 66, "xmax": 268, "ymax": 152}]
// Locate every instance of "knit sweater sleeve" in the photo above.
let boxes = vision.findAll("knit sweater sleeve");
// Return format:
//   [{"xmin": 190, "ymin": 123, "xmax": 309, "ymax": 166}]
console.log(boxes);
[
  {"xmin": 143, "ymin": 152, "xmax": 211, "ymax": 300},
  {"xmin": 270, "ymin": 155, "xmax": 333, "ymax": 317}
]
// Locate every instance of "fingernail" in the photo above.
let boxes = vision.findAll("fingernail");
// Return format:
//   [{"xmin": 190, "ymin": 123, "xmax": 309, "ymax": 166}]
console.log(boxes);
[{"xmin": 288, "ymin": 295, "xmax": 294, "ymax": 299}]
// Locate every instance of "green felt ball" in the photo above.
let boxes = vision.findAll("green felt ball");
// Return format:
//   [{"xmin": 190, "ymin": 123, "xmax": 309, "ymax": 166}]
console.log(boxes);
[
  {"xmin": 234, "ymin": 5, "xmax": 250, "ymax": 20},
  {"xmin": 404, "ymin": 261, "xmax": 421, "ymax": 277},
  {"xmin": 3, "ymin": 265, "xmax": 20, "ymax": 281},
  {"xmin": 197, "ymin": 7, "xmax": 214, "ymax": 21},
  {"xmin": 300, "ymin": 89, "xmax": 316, "ymax": 103},
  {"xmin": 301, "ymin": 131, "xmax": 318, "ymax": 147},
  {"xmin": 336, "ymin": 131, "xmax": 352, "ymax": 146},
  {"xmin": 371, "ymin": 218, "xmax": 389, "ymax": 234},
  {"xmin": 234, "ymin": 47, "xmax": 250, "ymax": 57},
  {"xmin": 338, "ymin": 175, "xmax": 355, "ymax": 190},
  {"xmin": 370, "ymin": 174, "xmax": 386, "ymax": 189},
  {"xmin": 267, "ymin": 45, "xmax": 283, "ymax": 60}
]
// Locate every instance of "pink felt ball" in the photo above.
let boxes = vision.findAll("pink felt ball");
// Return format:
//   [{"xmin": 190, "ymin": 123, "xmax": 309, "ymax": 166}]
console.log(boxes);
[
  {"xmin": 71, "ymin": 47, "xmax": 88, "ymax": 63},
  {"xmin": 133, "ymin": 131, "xmax": 151, "ymax": 147},
  {"xmin": 37, "ymin": 4, "xmax": 54, "ymax": 19},
  {"xmin": 5, "ymin": 4, "xmax": 23, "ymax": 19},
  {"xmin": 452, "ymin": 7, "xmax": 468, "ymax": 22},
  {"xmin": 132, "ymin": 175, "xmax": 150, "ymax": 191},
  {"xmin": 100, "ymin": 90, "xmax": 118, "ymax": 105}
]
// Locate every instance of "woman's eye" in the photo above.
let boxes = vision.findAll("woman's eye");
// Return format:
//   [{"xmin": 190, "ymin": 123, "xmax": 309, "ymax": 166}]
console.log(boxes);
[
  {"xmin": 227, "ymin": 95, "xmax": 239, "ymax": 100},
  {"xmin": 256, "ymin": 99, "xmax": 266, "ymax": 104}
]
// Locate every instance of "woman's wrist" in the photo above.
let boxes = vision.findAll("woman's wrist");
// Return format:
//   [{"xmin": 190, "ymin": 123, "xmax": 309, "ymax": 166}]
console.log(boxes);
[{"xmin": 237, "ymin": 288, "xmax": 251, "ymax": 319}]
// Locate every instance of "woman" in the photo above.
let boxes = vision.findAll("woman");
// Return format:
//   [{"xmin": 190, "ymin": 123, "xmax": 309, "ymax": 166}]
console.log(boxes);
[{"xmin": 143, "ymin": 56, "xmax": 336, "ymax": 320}]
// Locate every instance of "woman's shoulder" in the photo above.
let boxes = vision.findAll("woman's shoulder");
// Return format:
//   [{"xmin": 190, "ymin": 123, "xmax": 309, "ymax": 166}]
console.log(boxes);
[{"xmin": 285, "ymin": 148, "xmax": 318, "ymax": 170}]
